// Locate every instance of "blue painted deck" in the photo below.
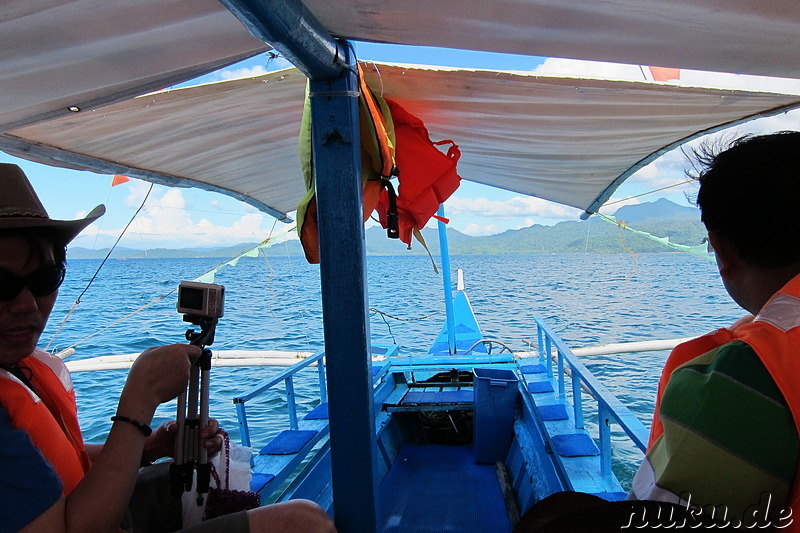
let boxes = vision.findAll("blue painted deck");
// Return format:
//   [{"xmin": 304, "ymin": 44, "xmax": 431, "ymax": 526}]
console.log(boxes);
[
  {"xmin": 235, "ymin": 303, "xmax": 645, "ymax": 527},
  {"xmin": 379, "ymin": 444, "xmax": 511, "ymax": 532}
]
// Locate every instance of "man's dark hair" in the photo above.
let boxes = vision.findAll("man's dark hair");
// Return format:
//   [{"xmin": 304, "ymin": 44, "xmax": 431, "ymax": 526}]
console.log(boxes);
[
  {"xmin": 689, "ymin": 131, "xmax": 800, "ymax": 269},
  {"xmin": 0, "ymin": 227, "xmax": 67, "ymax": 269}
]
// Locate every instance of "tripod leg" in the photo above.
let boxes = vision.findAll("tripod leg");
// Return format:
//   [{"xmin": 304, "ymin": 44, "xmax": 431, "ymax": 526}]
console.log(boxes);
[
  {"xmin": 170, "ymin": 391, "xmax": 189, "ymax": 498},
  {"xmin": 184, "ymin": 361, "xmax": 201, "ymax": 488},
  {"xmin": 195, "ymin": 348, "xmax": 213, "ymax": 504}
]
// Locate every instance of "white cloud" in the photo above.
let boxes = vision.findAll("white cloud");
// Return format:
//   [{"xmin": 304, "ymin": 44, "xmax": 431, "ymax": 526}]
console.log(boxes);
[
  {"xmin": 219, "ymin": 65, "xmax": 269, "ymax": 80},
  {"xmin": 446, "ymin": 195, "xmax": 581, "ymax": 221},
  {"xmin": 75, "ymin": 184, "xmax": 283, "ymax": 248},
  {"xmin": 627, "ymin": 157, "xmax": 692, "ymax": 191},
  {"xmin": 217, "ymin": 57, "xmax": 294, "ymax": 81},
  {"xmin": 462, "ymin": 223, "xmax": 498, "ymax": 236}
]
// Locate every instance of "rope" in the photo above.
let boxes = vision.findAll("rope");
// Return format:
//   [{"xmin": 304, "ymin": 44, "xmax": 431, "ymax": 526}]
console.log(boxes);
[
  {"xmin": 610, "ymin": 217, "xmax": 639, "ymax": 280},
  {"xmin": 368, "ymin": 308, "xmax": 441, "ymax": 347},
  {"xmin": 59, "ymin": 290, "xmax": 177, "ymax": 354},
  {"xmin": 46, "ymin": 183, "xmax": 154, "ymax": 351},
  {"xmin": 600, "ymin": 179, "xmax": 692, "ymax": 208},
  {"xmin": 370, "ymin": 308, "xmax": 396, "ymax": 344},
  {"xmin": 368, "ymin": 308, "xmax": 441, "ymax": 321},
  {"xmin": 52, "ymin": 222, "xmax": 296, "ymax": 356},
  {"xmin": 261, "ymin": 218, "xmax": 282, "ymax": 326}
]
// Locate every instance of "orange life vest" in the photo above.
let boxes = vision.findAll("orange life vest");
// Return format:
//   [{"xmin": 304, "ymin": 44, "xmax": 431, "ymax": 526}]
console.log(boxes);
[
  {"xmin": 0, "ymin": 349, "xmax": 90, "ymax": 495},
  {"xmin": 648, "ymin": 273, "xmax": 800, "ymax": 528},
  {"xmin": 374, "ymin": 98, "xmax": 461, "ymax": 247},
  {"xmin": 297, "ymin": 64, "xmax": 461, "ymax": 263},
  {"xmin": 297, "ymin": 64, "xmax": 397, "ymax": 264}
]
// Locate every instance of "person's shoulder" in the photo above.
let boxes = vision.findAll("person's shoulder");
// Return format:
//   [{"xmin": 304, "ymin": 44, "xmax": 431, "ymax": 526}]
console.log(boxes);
[{"xmin": 712, "ymin": 340, "xmax": 785, "ymax": 402}]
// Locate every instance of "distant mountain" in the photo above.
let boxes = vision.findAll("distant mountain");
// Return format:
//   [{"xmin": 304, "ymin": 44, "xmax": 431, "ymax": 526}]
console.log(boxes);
[
  {"xmin": 68, "ymin": 242, "xmax": 302, "ymax": 260},
  {"xmin": 611, "ymin": 197, "xmax": 699, "ymax": 223},
  {"xmin": 364, "ymin": 225, "xmax": 472, "ymax": 256},
  {"xmin": 67, "ymin": 199, "xmax": 705, "ymax": 259}
]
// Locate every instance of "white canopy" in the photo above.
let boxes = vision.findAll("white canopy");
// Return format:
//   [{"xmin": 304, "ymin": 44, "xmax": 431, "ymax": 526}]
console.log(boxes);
[
  {"xmin": 307, "ymin": 0, "xmax": 800, "ymax": 81},
  {"xmin": 4, "ymin": 63, "xmax": 799, "ymax": 219},
  {"xmin": 0, "ymin": 0, "xmax": 269, "ymax": 132},
  {"xmin": 3, "ymin": 1, "xmax": 800, "ymax": 217},
  {"xmin": 4, "ymin": 0, "xmax": 800, "ymax": 134}
]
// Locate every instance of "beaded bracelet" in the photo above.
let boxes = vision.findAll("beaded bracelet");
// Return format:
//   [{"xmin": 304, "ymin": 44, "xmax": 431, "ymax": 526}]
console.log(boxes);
[{"xmin": 111, "ymin": 415, "xmax": 153, "ymax": 437}]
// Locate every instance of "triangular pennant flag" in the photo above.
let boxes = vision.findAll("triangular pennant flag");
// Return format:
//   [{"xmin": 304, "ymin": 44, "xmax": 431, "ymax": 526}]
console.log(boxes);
[
  {"xmin": 112, "ymin": 175, "xmax": 131, "ymax": 186},
  {"xmin": 648, "ymin": 66, "xmax": 681, "ymax": 82}
]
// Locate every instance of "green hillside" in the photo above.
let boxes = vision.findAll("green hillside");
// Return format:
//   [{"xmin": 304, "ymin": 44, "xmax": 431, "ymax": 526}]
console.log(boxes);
[{"xmin": 68, "ymin": 200, "xmax": 705, "ymax": 259}]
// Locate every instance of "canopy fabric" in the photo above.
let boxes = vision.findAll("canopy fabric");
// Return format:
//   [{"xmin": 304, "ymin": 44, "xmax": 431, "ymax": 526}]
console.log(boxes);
[
  {"xmin": 307, "ymin": 0, "xmax": 800, "ymax": 80},
  {"xmin": 4, "ymin": 64, "xmax": 799, "ymax": 219},
  {"xmin": 4, "ymin": 0, "xmax": 800, "ymax": 136},
  {"xmin": 0, "ymin": 0, "xmax": 269, "ymax": 132}
]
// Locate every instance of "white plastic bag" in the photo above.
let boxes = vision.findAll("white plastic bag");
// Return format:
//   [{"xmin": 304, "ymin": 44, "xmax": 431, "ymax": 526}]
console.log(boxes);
[{"xmin": 181, "ymin": 433, "xmax": 254, "ymax": 527}]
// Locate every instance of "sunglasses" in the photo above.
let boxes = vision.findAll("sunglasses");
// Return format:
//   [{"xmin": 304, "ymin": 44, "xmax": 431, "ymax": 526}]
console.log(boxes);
[{"xmin": 0, "ymin": 265, "xmax": 65, "ymax": 302}]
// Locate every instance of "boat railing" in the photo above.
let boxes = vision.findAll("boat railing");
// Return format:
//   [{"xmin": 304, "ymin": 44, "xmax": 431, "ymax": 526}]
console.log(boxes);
[
  {"xmin": 534, "ymin": 318, "xmax": 650, "ymax": 480},
  {"xmin": 233, "ymin": 351, "xmax": 327, "ymax": 448}
]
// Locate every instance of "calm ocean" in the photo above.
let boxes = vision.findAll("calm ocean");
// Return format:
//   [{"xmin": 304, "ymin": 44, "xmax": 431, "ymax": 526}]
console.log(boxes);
[{"xmin": 44, "ymin": 252, "xmax": 741, "ymax": 488}]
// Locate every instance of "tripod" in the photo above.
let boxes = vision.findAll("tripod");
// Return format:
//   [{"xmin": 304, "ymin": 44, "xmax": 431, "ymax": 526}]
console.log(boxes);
[{"xmin": 170, "ymin": 315, "xmax": 217, "ymax": 505}]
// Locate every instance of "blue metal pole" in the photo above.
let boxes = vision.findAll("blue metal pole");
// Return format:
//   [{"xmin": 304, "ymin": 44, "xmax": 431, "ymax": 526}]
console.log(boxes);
[
  {"xmin": 219, "ymin": 0, "xmax": 346, "ymax": 80},
  {"xmin": 214, "ymin": 5, "xmax": 375, "ymax": 527},
  {"xmin": 309, "ymin": 42, "xmax": 379, "ymax": 532},
  {"xmin": 437, "ymin": 205, "xmax": 457, "ymax": 354}
]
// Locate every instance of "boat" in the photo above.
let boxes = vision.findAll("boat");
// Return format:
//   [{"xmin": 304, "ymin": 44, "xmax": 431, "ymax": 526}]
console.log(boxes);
[{"xmin": 4, "ymin": 2, "xmax": 800, "ymax": 531}]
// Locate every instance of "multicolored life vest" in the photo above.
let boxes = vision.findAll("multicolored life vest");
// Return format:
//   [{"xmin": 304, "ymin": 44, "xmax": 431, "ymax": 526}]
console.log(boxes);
[
  {"xmin": 648, "ymin": 272, "xmax": 800, "ymax": 528},
  {"xmin": 297, "ymin": 63, "xmax": 461, "ymax": 263},
  {"xmin": 0, "ymin": 349, "xmax": 90, "ymax": 495}
]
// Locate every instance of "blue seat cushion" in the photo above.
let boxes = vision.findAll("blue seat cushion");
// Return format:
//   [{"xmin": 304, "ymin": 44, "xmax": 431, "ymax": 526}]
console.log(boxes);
[
  {"xmin": 527, "ymin": 381, "xmax": 555, "ymax": 394},
  {"xmin": 551, "ymin": 433, "xmax": 600, "ymax": 457},
  {"xmin": 250, "ymin": 472, "xmax": 275, "ymax": 493},
  {"xmin": 259, "ymin": 430, "xmax": 318, "ymax": 455},
  {"xmin": 520, "ymin": 364, "xmax": 546, "ymax": 374},
  {"xmin": 538, "ymin": 403, "xmax": 569, "ymax": 421},
  {"xmin": 303, "ymin": 403, "xmax": 329, "ymax": 420},
  {"xmin": 593, "ymin": 491, "xmax": 629, "ymax": 502}
]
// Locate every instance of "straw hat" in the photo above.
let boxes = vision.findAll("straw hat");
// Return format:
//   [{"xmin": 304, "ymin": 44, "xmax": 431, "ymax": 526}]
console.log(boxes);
[{"xmin": 0, "ymin": 163, "xmax": 105, "ymax": 244}]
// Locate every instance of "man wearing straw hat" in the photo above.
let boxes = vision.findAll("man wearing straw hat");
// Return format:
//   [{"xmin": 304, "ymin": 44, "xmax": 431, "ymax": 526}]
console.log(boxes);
[{"xmin": 0, "ymin": 163, "xmax": 335, "ymax": 533}]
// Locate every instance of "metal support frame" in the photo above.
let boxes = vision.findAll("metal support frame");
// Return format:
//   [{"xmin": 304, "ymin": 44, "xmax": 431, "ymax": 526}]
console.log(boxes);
[
  {"xmin": 309, "ymin": 43, "xmax": 380, "ymax": 532},
  {"xmin": 219, "ymin": 0, "xmax": 346, "ymax": 80},
  {"xmin": 218, "ymin": 2, "xmax": 377, "ymax": 529}
]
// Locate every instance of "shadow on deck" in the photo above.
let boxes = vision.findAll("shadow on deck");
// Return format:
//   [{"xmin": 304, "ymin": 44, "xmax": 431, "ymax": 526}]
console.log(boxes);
[{"xmin": 379, "ymin": 444, "xmax": 512, "ymax": 533}]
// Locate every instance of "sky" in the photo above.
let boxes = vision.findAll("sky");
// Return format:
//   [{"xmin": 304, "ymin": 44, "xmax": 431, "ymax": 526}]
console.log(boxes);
[{"xmin": 10, "ymin": 44, "xmax": 800, "ymax": 250}]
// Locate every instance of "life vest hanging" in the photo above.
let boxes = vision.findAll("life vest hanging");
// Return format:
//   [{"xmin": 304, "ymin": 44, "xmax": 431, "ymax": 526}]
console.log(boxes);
[
  {"xmin": 296, "ymin": 64, "xmax": 397, "ymax": 264},
  {"xmin": 374, "ymin": 98, "xmax": 462, "ymax": 247},
  {"xmin": 297, "ymin": 65, "xmax": 462, "ymax": 262}
]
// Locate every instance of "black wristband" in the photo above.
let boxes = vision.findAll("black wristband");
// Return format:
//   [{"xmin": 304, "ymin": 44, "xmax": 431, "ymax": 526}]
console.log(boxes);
[{"xmin": 111, "ymin": 415, "xmax": 153, "ymax": 437}]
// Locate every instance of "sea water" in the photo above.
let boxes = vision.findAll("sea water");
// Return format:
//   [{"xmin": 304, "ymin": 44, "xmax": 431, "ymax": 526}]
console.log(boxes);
[{"xmin": 45, "ymin": 252, "xmax": 742, "ymax": 488}]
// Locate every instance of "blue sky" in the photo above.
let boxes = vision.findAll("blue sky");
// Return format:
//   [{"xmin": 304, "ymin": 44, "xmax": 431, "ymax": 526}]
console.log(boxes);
[{"xmin": 10, "ymin": 44, "xmax": 800, "ymax": 250}]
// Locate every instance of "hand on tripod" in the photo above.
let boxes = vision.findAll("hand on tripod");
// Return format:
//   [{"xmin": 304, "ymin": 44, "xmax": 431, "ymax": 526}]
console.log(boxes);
[{"xmin": 141, "ymin": 419, "xmax": 223, "ymax": 465}]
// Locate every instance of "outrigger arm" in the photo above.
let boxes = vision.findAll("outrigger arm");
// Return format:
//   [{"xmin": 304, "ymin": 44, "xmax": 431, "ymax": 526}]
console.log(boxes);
[{"xmin": 218, "ymin": 2, "xmax": 380, "ymax": 531}]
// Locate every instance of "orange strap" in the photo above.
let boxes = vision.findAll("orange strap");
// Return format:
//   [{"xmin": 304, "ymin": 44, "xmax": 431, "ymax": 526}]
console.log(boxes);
[{"xmin": 357, "ymin": 63, "xmax": 395, "ymax": 179}]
